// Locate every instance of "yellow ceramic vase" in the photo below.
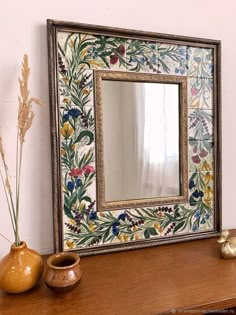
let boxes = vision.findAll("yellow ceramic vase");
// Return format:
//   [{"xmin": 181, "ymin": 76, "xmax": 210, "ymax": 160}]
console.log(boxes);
[{"xmin": 0, "ymin": 241, "xmax": 44, "ymax": 294}]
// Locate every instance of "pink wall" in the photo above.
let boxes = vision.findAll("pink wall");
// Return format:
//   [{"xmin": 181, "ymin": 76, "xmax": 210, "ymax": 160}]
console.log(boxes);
[{"xmin": 0, "ymin": 0, "xmax": 233, "ymax": 254}]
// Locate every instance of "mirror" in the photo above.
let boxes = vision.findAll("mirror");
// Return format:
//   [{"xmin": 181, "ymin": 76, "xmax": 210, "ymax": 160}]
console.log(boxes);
[
  {"xmin": 48, "ymin": 19, "xmax": 221, "ymax": 256},
  {"xmin": 94, "ymin": 71, "xmax": 188, "ymax": 210},
  {"xmin": 102, "ymin": 80, "xmax": 180, "ymax": 201}
]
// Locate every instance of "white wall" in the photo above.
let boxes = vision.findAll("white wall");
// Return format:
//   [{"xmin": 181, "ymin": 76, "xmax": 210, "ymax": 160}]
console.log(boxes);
[{"xmin": 0, "ymin": 0, "xmax": 234, "ymax": 255}]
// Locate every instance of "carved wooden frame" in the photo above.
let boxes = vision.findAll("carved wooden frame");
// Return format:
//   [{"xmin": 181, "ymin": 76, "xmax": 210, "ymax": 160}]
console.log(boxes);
[{"xmin": 94, "ymin": 70, "xmax": 188, "ymax": 210}]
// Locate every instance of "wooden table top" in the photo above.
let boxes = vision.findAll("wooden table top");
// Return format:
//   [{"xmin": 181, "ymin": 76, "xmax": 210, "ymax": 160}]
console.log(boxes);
[{"xmin": 1, "ymin": 232, "xmax": 236, "ymax": 315}]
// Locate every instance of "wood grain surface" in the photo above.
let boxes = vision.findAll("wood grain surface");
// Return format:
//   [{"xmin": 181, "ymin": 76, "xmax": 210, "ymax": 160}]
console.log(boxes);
[{"xmin": 1, "ymin": 232, "xmax": 236, "ymax": 315}]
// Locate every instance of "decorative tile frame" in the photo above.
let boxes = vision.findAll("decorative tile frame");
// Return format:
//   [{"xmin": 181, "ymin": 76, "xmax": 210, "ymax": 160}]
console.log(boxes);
[{"xmin": 47, "ymin": 20, "xmax": 221, "ymax": 256}]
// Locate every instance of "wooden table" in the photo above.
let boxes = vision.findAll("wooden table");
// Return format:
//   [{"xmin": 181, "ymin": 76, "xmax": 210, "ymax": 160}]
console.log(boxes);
[{"xmin": 1, "ymin": 232, "xmax": 236, "ymax": 315}]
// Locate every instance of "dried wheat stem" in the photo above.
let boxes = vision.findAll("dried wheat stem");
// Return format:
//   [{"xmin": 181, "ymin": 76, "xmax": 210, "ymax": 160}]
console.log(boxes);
[
  {"xmin": 0, "ymin": 134, "xmax": 16, "ymax": 223},
  {"xmin": 0, "ymin": 232, "xmax": 13, "ymax": 245},
  {"xmin": 0, "ymin": 169, "xmax": 16, "ymax": 233}
]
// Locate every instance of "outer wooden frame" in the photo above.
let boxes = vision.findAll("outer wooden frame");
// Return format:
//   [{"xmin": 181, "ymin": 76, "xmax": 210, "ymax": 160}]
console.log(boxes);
[
  {"xmin": 47, "ymin": 19, "xmax": 222, "ymax": 256},
  {"xmin": 94, "ymin": 70, "xmax": 188, "ymax": 211}
]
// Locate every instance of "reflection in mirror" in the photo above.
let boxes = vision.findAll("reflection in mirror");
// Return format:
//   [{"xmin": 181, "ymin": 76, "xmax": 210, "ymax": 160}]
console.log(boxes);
[{"xmin": 102, "ymin": 80, "xmax": 180, "ymax": 202}]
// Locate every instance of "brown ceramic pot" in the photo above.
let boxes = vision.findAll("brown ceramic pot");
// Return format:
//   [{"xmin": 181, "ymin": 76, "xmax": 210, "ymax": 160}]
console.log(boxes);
[
  {"xmin": 0, "ymin": 241, "xmax": 44, "ymax": 294},
  {"xmin": 44, "ymin": 252, "xmax": 82, "ymax": 293}
]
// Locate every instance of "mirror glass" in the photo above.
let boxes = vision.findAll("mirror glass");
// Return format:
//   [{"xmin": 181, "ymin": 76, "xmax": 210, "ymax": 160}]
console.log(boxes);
[{"xmin": 102, "ymin": 80, "xmax": 180, "ymax": 202}]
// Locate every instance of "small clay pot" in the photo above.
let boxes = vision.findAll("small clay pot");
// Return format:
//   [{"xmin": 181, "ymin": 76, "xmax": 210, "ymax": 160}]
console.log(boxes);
[{"xmin": 44, "ymin": 252, "xmax": 82, "ymax": 293}]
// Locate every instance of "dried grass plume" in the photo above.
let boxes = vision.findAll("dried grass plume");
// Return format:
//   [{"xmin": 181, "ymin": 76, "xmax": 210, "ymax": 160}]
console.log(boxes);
[{"xmin": 18, "ymin": 54, "xmax": 43, "ymax": 143}]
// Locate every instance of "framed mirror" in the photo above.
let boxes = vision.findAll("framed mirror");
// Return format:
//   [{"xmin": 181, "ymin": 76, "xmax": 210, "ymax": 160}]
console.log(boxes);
[
  {"xmin": 94, "ymin": 71, "xmax": 188, "ymax": 210},
  {"xmin": 47, "ymin": 19, "xmax": 221, "ymax": 256}
]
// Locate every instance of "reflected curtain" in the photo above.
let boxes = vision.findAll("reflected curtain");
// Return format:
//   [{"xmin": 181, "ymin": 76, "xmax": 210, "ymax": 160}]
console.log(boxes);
[{"xmin": 134, "ymin": 83, "xmax": 180, "ymax": 197}]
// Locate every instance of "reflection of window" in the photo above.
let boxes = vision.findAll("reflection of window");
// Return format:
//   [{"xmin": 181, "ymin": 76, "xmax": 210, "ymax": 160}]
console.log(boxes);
[
  {"xmin": 136, "ymin": 82, "xmax": 180, "ymax": 197},
  {"xmin": 143, "ymin": 83, "xmax": 179, "ymax": 164}
]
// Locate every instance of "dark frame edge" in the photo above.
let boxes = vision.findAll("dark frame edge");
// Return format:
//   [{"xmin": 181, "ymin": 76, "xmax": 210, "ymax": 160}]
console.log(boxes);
[
  {"xmin": 75, "ymin": 230, "xmax": 220, "ymax": 257},
  {"xmin": 215, "ymin": 41, "xmax": 222, "ymax": 234},
  {"xmin": 47, "ymin": 19, "xmax": 63, "ymax": 253},
  {"xmin": 47, "ymin": 19, "xmax": 221, "ymax": 46}
]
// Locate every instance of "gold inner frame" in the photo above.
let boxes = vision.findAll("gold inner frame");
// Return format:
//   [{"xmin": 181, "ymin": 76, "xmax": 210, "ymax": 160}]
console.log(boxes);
[{"xmin": 94, "ymin": 70, "xmax": 188, "ymax": 211}]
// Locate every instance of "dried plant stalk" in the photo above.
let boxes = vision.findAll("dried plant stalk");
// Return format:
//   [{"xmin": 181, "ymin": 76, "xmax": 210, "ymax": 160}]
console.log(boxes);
[
  {"xmin": 0, "ymin": 54, "xmax": 43, "ymax": 246},
  {"xmin": 17, "ymin": 55, "xmax": 43, "ymax": 143}
]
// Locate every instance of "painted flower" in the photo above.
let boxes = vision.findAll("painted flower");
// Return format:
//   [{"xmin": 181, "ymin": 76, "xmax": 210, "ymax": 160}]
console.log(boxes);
[
  {"xmin": 62, "ymin": 77, "xmax": 69, "ymax": 84},
  {"xmin": 199, "ymin": 149, "xmax": 208, "ymax": 158},
  {"xmin": 110, "ymin": 55, "xmax": 119, "ymax": 65},
  {"xmin": 179, "ymin": 47, "xmax": 185, "ymax": 56},
  {"xmin": 123, "ymin": 235, "xmax": 129, "ymax": 242},
  {"xmin": 191, "ymin": 155, "xmax": 201, "ymax": 164},
  {"xmin": 201, "ymin": 161, "xmax": 211, "ymax": 171},
  {"xmin": 68, "ymin": 108, "xmax": 81, "ymax": 118},
  {"xmin": 63, "ymin": 98, "xmax": 70, "ymax": 104},
  {"xmin": 61, "ymin": 149, "xmax": 66, "ymax": 156},
  {"xmin": 61, "ymin": 123, "xmax": 74, "ymax": 138},
  {"xmin": 129, "ymin": 56, "xmax": 136, "ymax": 63},
  {"xmin": 203, "ymin": 172, "xmax": 213, "ymax": 184},
  {"xmin": 118, "ymin": 44, "xmax": 125, "ymax": 57},
  {"xmin": 69, "ymin": 168, "xmax": 83, "ymax": 177},
  {"xmin": 118, "ymin": 213, "xmax": 127, "ymax": 221},
  {"xmin": 179, "ymin": 66, "xmax": 185, "ymax": 75},
  {"xmin": 82, "ymin": 165, "xmax": 95, "ymax": 175},
  {"xmin": 189, "ymin": 180, "xmax": 195, "ymax": 190},
  {"xmin": 175, "ymin": 68, "xmax": 180, "ymax": 74},
  {"xmin": 62, "ymin": 113, "xmax": 70, "ymax": 123},
  {"xmin": 118, "ymin": 234, "xmax": 124, "ymax": 241},
  {"xmin": 89, "ymin": 211, "xmax": 98, "ymax": 221},
  {"xmin": 67, "ymin": 181, "xmax": 75, "ymax": 192},
  {"xmin": 82, "ymin": 89, "xmax": 89, "ymax": 95},
  {"xmin": 192, "ymin": 190, "xmax": 204, "ymax": 198},
  {"xmin": 194, "ymin": 210, "xmax": 201, "ymax": 219},
  {"xmin": 66, "ymin": 239, "xmax": 76, "ymax": 249},
  {"xmin": 204, "ymin": 186, "xmax": 213, "ymax": 199},
  {"xmin": 191, "ymin": 87, "xmax": 198, "ymax": 96},
  {"xmin": 89, "ymin": 222, "xmax": 96, "ymax": 232},
  {"xmin": 112, "ymin": 222, "xmax": 120, "ymax": 236},
  {"xmin": 193, "ymin": 145, "xmax": 198, "ymax": 153},
  {"xmin": 192, "ymin": 225, "xmax": 198, "ymax": 232},
  {"xmin": 76, "ymin": 178, "xmax": 82, "ymax": 186},
  {"xmin": 150, "ymin": 54, "xmax": 158, "ymax": 65},
  {"xmin": 200, "ymin": 218, "xmax": 206, "ymax": 224},
  {"xmin": 140, "ymin": 57, "xmax": 145, "ymax": 65}
]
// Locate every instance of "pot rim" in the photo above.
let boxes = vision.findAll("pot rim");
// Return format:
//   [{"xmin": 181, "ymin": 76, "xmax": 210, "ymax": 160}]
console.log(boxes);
[
  {"xmin": 11, "ymin": 241, "xmax": 27, "ymax": 250},
  {"xmin": 47, "ymin": 252, "xmax": 80, "ymax": 270}
]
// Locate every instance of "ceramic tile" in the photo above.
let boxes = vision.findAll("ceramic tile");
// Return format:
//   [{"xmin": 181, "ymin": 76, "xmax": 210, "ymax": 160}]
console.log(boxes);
[
  {"xmin": 125, "ymin": 39, "xmax": 159, "ymax": 73},
  {"xmin": 157, "ymin": 44, "xmax": 187, "ymax": 75},
  {"xmin": 59, "ymin": 70, "xmax": 93, "ymax": 113},
  {"xmin": 188, "ymin": 139, "xmax": 214, "ymax": 172},
  {"xmin": 188, "ymin": 109, "xmax": 213, "ymax": 141},
  {"xmin": 187, "ymin": 46, "xmax": 213, "ymax": 78},
  {"xmin": 58, "ymin": 31, "xmax": 127, "ymax": 72},
  {"xmin": 188, "ymin": 77, "xmax": 213, "ymax": 109},
  {"xmin": 188, "ymin": 171, "xmax": 214, "ymax": 233}
]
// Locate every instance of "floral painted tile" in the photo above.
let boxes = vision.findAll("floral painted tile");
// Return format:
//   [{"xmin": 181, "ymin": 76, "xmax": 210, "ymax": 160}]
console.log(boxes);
[
  {"xmin": 57, "ymin": 32, "xmax": 127, "ymax": 72},
  {"xmin": 59, "ymin": 69, "xmax": 94, "ymax": 114},
  {"xmin": 188, "ymin": 139, "xmax": 214, "ymax": 172},
  {"xmin": 64, "ymin": 205, "xmax": 181, "ymax": 249},
  {"xmin": 59, "ymin": 66, "xmax": 97, "ymax": 247},
  {"xmin": 188, "ymin": 77, "xmax": 213, "ymax": 109},
  {"xmin": 187, "ymin": 46, "xmax": 213, "ymax": 78},
  {"xmin": 188, "ymin": 109, "xmax": 213, "ymax": 140},
  {"xmin": 187, "ymin": 170, "xmax": 214, "ymax": 233},
  {"xmin": 125, "ymin": 40, "xmax": 159, "ymax": 73},
  {"xmin": 157, "ymin": 44, "xmax": 187, "ymax": 75}
]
